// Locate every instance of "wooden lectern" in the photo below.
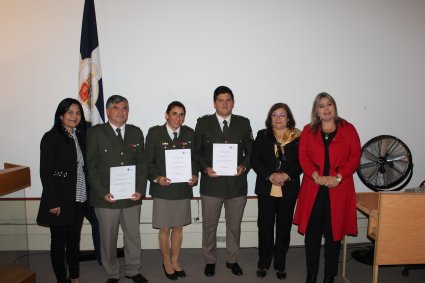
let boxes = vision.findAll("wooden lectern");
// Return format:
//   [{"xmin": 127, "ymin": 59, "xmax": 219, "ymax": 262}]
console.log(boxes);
[
  {"xmin": 342, "ymin": 192, "xmax": 425, "ymax": 283},
  {"xmin": 0, "ymin": 163, "xmax": 36, "ymax": 283}
]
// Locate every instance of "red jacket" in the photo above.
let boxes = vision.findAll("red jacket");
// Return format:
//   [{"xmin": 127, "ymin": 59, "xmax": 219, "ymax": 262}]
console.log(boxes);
[{"xmin": 293, "ymin": 120, "xmax": 361, "ymax": 241}]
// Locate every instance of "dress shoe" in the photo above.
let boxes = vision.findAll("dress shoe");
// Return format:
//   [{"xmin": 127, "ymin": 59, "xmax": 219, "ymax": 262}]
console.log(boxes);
[
  {"xmin": 125, "ymin": 273, "xmax": 148, "ymax": 283},
  {"xmin": 226, "ymin": 262, "xmax": 243, "ymax": 276},
  {"xmin": 256, "ymin": 268, "xmax": 267, "ymax": 278},
  {"xmin": 306, "ymin": 273, "xmax": 317, "ymax": 283},
  {"xmin": 175, "ymin": 269, "xmax": 186, "ymax": 277},
  {"xmin": 106, "ymin": 279, "xmax": 120, "ymax": 283},
  {"xmin": 204, "ymin": 263, "xmax": 215, "ymax": 276},
  {"xmin": 323, "ymin": 274, "xmax": 334, "ymax": 283},
  {"xmin": 276, "ymin": 270, "xmax": 286, "ymax": 280},
  {"xmin": 162, "ymin": 264, "xmax": 177, "ymax": 280}
]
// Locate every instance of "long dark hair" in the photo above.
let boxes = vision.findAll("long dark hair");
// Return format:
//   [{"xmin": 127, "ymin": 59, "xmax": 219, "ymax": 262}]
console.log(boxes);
[
  {"xmin": 265, "ymin": 102, "xmax": 296, "ymax": 131},
  {"xmin": 53, "ymin": 98, "xmax": 87, "ymax": 146}
]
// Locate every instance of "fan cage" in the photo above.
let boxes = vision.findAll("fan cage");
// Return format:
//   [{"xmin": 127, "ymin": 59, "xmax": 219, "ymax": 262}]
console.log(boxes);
[{"xmin": 357, "ymin": 135, "xmax": 413, "ymax": 191}]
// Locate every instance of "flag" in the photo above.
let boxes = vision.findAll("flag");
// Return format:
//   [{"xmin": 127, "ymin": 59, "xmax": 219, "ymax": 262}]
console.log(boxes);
[
  {"xmin": 78, "ymin": 0, "xmax": 105, "ymax": 125},
  {"xmin": 78, "ymin": 0, "xmax": 103, "ymax": 265}
]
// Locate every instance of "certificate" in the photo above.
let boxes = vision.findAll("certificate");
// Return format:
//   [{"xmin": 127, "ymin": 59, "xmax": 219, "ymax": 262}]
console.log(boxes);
[
  {"xmin": 213, "ymin": 143, "xmax": 238, "ymax": 176},
  {"xmin": 165, "ymin": 149, "xmax": 192, "ymax": 183},
  {"xmin": 110, "ymin": 165, "xmax": 136, "ymax": 200}
]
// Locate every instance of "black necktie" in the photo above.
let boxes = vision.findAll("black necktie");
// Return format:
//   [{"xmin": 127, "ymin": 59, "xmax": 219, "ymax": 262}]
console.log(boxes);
[
  {"xmin": 223, "ymin": 120, "xmax": 229, "ymax": 136},
  {"xmin": 116, "ymin": 128, "xmax": 123, "ymax": 141},
  {"xmin": 173, "ymin": 132, "xmax": 178, "ymax": 142}
]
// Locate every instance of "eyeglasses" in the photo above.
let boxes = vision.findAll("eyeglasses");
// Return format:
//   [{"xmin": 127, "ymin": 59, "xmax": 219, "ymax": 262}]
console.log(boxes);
[{"xmin": 271, "ymin": 113, "xmax": 287, "ymax": 118}]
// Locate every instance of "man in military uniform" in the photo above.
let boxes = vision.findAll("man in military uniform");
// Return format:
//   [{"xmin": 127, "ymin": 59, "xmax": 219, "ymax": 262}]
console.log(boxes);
[
  {"xmin": 87, "ymin": 95, "xmax": 148, "ymax": 283},
  {"xmin": 193, "ymin": 86, "xmax": 254, "ymax": 277}
]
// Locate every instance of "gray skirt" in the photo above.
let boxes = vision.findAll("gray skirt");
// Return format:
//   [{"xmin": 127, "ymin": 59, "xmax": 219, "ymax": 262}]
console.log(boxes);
[{"xmin": 152, "ymin": 198, "xmax": 191, "ymax": 229}]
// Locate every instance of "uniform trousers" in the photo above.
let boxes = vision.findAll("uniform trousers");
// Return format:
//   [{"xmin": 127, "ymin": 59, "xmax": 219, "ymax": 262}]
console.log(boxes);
[
  {"xmin": 201, "ymin": 194, "xmax": 247, "ymax": 264},
  {"xmin": 95, "ymin": 205, "xmax": 142, "ymax": 279},
  {"xmin": 305, "ymin": 187, "xmax": 341, "ymax": 276},
  {"xmin": 257, "ymin": 194, "xmax": 297, "ymax": 271},
  {"xmin": 49, "ymin": 201, "xmax": 85, "ymax": 283}
]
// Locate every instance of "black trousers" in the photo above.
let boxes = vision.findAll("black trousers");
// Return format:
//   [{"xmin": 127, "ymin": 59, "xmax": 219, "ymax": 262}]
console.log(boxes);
[
  {"xmin": 49, "ymin": 202, "xmax": 86, "ymax": 283},
  {"xmin": 257, "ymin": 194, "xmax": 297, "ymax": 271},
  {"xmin": 305, "ymin": 187, "xmax": 341, "ymax": 276}
]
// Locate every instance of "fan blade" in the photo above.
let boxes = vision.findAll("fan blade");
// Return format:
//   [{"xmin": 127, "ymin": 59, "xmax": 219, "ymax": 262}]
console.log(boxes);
[
  {"xmin": 384, "ymin": 138, "xmax": 399, "ymax": 155},
  {"xmin": 361, "ymin": 164, "xmax": 380, "ymax": 179},
  {"xmin": 359, "ymin": 161, "xmax": 377, "ymax": 170},
  {"xmin": 362, "ymin": 148, "xmax": 379, "ymax": 162},
  {"xmin": 386, "ymin": 154, "xmax": 409, "ymax": 162}
]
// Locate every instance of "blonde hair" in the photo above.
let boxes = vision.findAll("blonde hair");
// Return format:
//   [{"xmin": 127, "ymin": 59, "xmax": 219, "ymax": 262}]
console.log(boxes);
[{"xmin": 309, "ymin": 92, "xmax": 341, "ymax": 133}]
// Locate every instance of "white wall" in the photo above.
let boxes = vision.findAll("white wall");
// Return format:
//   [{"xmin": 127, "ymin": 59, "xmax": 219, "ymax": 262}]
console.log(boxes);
[{"xmin": 1, "ymin": 0, "xmax": 425, "ymax": 249}]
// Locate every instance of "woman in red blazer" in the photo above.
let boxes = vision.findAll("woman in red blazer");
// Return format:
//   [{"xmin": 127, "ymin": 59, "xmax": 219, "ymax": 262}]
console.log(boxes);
[{"xmin": 293, "ymin": 92, "xmax": 361, "ymax": 283}]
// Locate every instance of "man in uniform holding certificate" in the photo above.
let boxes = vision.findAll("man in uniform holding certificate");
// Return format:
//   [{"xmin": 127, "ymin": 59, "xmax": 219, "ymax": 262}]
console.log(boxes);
[
  {"xmin": 193, "ymin": 86, "xmax": 254, "ymax": 277},
  {"xmin": 87, "ymin": 95, "xmax": 148, "ymax": 283}
]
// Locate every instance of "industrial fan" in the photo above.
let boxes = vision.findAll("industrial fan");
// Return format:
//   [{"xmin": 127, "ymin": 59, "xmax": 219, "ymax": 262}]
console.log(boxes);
[
  {"xmin": 357, "ymin": 135, "xmax": 413, "ymax": 191},
  {"xmin": 352, "ymin": 135, "xmax": 414, "ymax": 265}
]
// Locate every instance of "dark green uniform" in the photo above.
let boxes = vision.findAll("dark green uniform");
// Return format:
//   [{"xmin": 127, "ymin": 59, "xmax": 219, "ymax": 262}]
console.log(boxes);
[
  {"xmin": 193, "ymin": 114, "xmax": 254, "ymax": 198},
  {"xmin": 87, "ymin": 123, "xmax": 148, "ymax": 208},
  {"xmin": 146, "ymin": 124, "xmax": 198, "ymax": 200}
]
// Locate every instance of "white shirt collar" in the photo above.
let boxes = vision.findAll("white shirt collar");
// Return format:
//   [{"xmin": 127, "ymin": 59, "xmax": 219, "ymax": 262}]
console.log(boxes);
[
  {"xmin": 109, "ymin": 122, "xmax": 125, "ymax": 137},
  {"xmin": 166, "ymin": 123, "xmax": 180, "ymax": 139},
  {"xmin": 216, "ymin": 113, "xmax": 232, "ymax": 129}
]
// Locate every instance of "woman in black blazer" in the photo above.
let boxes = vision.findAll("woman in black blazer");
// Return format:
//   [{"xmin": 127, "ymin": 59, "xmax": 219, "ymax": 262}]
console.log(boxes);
[
  {"xmin": 37, "ymin": 98, "xmax": 88, "ymax": 283},
  {"xmin": 251, "ymin": 103, "xmax": 302, "ymax": 280}
]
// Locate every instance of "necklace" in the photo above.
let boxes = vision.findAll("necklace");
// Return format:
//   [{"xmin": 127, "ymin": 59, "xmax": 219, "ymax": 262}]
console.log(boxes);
[{"xmin": 325, "ymin": 133, "xmax": 329, "ymax": 140}]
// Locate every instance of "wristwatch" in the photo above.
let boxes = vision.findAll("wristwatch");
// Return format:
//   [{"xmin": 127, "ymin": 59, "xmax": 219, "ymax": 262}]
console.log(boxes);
[{"xmin": 336, "ymin": 175, "xmax": 342, "ymax": 182}]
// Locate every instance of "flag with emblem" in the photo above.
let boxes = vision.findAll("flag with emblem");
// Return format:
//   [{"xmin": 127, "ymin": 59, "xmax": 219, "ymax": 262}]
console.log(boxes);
[
  {"xmin": 78, "ymin": 0, "xmax": 105, "ymax": 126},
  {"xmin": 77, "ymin": 0, "xmax": 103, "ymax": 265}
]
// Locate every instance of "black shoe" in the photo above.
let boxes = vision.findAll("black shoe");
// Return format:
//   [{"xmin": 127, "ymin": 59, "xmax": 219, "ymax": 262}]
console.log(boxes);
[
  {"xmin": 162, "ymin": 264, "xmax": 177, "ymax": 280},
  {"xmin": 276, "ymin": 270, "xmax": 286, "ymax": 280},
  {"xmin": 256, "ymin": 268, "xmax": 267, "ymax": 278},
  {"xmin": 323, "ymin": 275, "xmax": 334, "ymax": 283},
  {"xmin": 106, "ymin": 279, "xmax": 120, "ymax": 283},
  {"xmin": 125, "ymin": 273, "xmax": 148, "ymax": 283},
  {"xmin": 226, "ymin": 262, "xmax": 243, "ymax": 276},
  {"xmin": 306, "ymin": 273, "xmax": 317, "ymax": 283},
  {"xmin": 175, "ymin": 269, "xmax": 186, "ymax": 277},
  {"xmin": 204, "ymin": 264, "xmax": 215, "ymax": 276}
]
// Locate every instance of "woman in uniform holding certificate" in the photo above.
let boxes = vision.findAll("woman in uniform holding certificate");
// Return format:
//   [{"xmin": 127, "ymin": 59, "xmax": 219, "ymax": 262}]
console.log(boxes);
[{"xmin": 145, "ymin": 101, "xmax": 198, "ymax": 280}]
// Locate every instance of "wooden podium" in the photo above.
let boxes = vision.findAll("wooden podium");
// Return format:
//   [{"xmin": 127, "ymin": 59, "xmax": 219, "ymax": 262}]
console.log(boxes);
[
  {"xmin": 0, "ymin": 163, "xmax": 36, "ymax": 283},
  {"xmin": 342, "ymin": 192, "xmax": 425, "ymax": 283}
]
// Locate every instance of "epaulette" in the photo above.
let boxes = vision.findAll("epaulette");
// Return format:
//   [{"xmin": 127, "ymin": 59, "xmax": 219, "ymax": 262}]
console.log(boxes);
[
  {"xmin": 182, "ymin": 125, "xmax": 194, "ymax": 132},
  {"xmin": 90, "ymin": 124, "xmax": 103, "ymax": 129},
  {"xmin": 233, "ymin": 114, "xmax": 249, "ymax": 120},
  {"xmin": 126, "ymin": 124, "xmax": 141, "ymax": 130},
  {"xmin": 197, "ymin": 114, "xmax": 213, "ymax": 121}
]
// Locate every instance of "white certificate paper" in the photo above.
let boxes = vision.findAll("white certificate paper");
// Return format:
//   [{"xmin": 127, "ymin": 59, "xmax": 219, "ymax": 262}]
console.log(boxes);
[
  {"xmin": 213, "ymin": 143, "xmax": 238, "ymax": 176},
  {"xmin": 165, "ymin": 149, "xmax": 192, "ymax": 183},
  {"xmin": 110, "ymin": 165, "xmax": 136, "ymax": 200}
]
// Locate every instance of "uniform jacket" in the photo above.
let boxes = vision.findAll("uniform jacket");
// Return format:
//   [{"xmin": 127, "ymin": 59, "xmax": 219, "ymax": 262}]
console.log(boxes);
[
  {"xmin": 87, "ymin": 123, "xmax": 148, "ymax": 208},
  {"xmin": 146, "ymin": 124, "xmax": 198, "ymax": 200},
  {"xmin": 37, "ymin": 127, "xmax": 87, "ymax": 225},
  {"xmin": 251, "ymin": 128, "xmax": 302, "ymax": 200},
  {"xmin": 193, "ymin": 114, "xmax": 254, "ymax": 199},
  {"xmin": 293, "ymin": 120, "xmax": 361, "ymax": 240}
]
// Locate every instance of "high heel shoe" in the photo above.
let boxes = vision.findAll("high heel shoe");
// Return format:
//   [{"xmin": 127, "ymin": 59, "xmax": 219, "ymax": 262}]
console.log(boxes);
[
  {"xmin": 175, "ymin": 269, "xmax": 186, "ymax": 277},
  {"xmin": 163, "ymin": 264, "xmax": 178, "ymax": 280}
]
